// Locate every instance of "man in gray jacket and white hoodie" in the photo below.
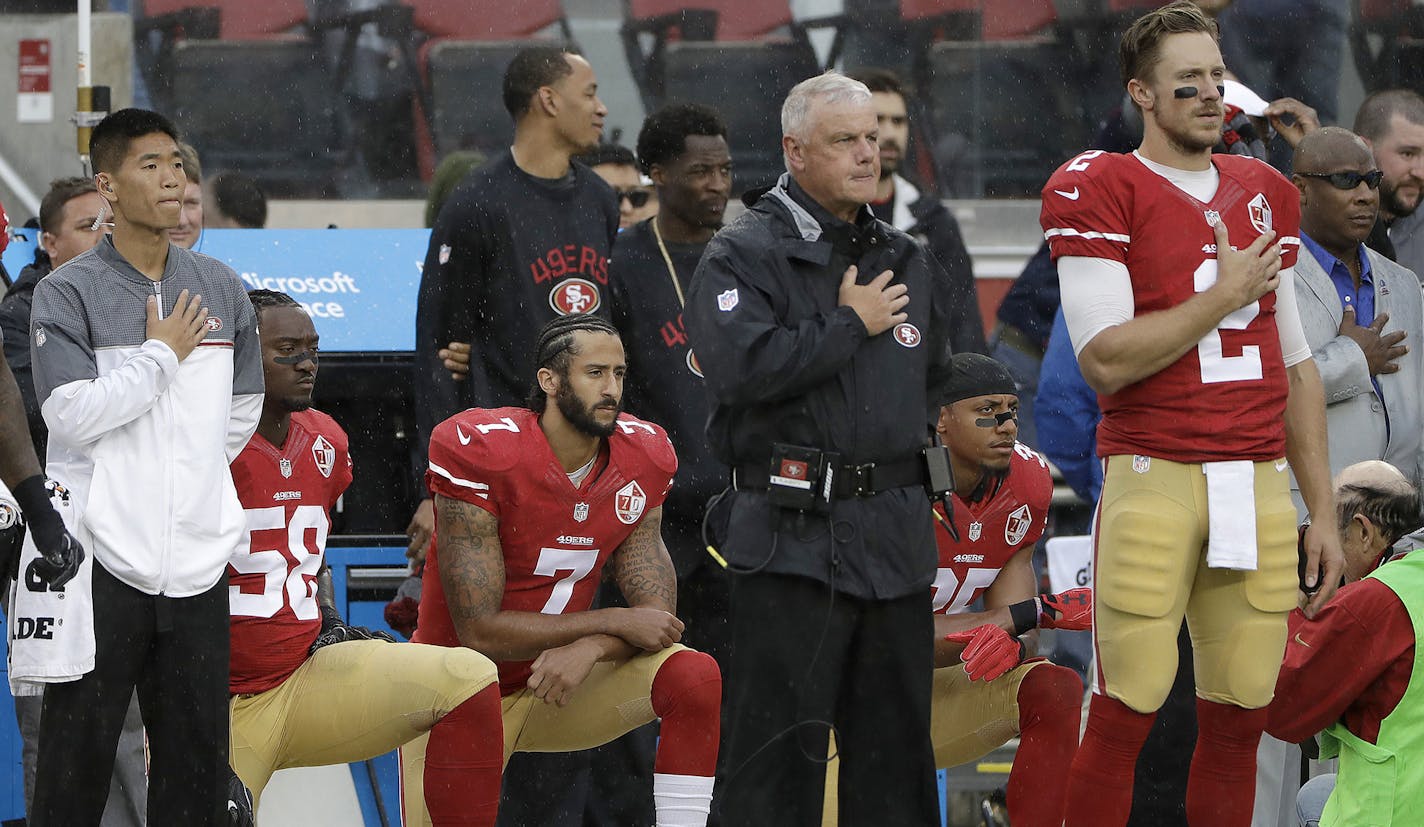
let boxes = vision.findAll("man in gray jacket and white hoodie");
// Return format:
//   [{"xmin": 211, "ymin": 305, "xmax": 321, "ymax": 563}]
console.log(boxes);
[{"xmin": 26, "ymin": 108, "xmax": 262, "ymax": 826}]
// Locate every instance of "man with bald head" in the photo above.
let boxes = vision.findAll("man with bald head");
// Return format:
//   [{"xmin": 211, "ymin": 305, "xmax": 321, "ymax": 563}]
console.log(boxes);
[
  {"xmin": 1267, "ymin": 459, "xmax": 1424, "ymax": 826},
  {"xmin": 1290, "ymin": 127, "xmax": 1424, "ymax": 499}
]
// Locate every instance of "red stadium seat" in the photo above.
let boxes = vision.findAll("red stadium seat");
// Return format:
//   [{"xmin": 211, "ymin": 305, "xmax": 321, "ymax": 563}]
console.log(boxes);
[
  {"xmin": 622, "ymin": 0, "xmax": 816, "ymax": 194},
  {"xmin": 406, "ymin": 0, "xmax": 567, "ymax": 39},
  {"xmin": 404, "ymin": 0, "xmax": 572, "ymax": 181},
  {"xmin": 625, "ymin": 0, "xmax": 795, "ymax": 41},
  {"xmin": 899, "ymin": 0, "xmax": 1057, "ymax": 41},
  {"xmin": 139, "ymin": 0, "xmax": 306, "ymax": 39}
]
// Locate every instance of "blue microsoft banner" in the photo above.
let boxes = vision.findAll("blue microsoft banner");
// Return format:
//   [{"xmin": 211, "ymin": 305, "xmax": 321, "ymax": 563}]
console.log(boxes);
[
  {"xmin": 3, "ymin": 228, "xmax": 431, "ymax": 353},
  {"xmin": 200, "ymin": 229, "xmax": 430, "ymax": 353}
]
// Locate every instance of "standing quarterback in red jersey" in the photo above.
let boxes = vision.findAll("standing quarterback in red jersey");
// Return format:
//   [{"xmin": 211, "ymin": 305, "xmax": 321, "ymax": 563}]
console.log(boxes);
[
  {"xmin": 1039, "ymin": 3, "xmax": 1345, "ymax": 825},
  {"xmin": 404, "ymin": 314, "xmax": 721, "ymax": 827}
]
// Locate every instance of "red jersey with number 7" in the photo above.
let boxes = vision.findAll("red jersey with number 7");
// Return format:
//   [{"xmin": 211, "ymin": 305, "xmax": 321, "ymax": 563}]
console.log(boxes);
[
  {"xmin": 1040, "ymin": 151, "xmax": 1300, "ymax": 462},
  {"xmin": 228, "ymin": 409, "xmax": 353, "ymax": 695},
  {"xmin": 414, "ymin": 406, "xmax": 677, "ymax": 695}
]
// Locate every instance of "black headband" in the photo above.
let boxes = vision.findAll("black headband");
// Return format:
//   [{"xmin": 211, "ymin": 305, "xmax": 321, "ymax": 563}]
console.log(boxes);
[{"xmin": 939, "ymin": 353, "xmax": 1017, "ymax": 406}]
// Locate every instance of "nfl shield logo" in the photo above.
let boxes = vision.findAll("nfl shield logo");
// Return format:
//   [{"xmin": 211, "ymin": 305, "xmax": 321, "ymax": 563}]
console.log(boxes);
[
  {"xmin": 717, "ymin": 288, "xmax": 739, "ymax": 312},
  {"xmin": 1203, "ymin": 209, "xmax": 1220, "ymax": 226},
  {"xmin": 968, "ymin": 521, "xmax": 982, "ymax": 542},
  {"xmin": 1248, "ymin": 193, "xmax": 1272, "ymax": 234},
  {"xmin": 311, "ymin": 436, "xmax": 335, "ymax": 478},
  {"xmin": 615, "ymin": 481, "xmax": 647, "ymax": 525},
  {"xmin": 1132, "ymin": 455, "xmax": 1151, "ymax": 474},
  {"xmin": 279, "ymin": 458, "xmax": 293, "ymax": 479},
  {"xmin": 574, "ymin": 502, "xmax": 590, "ymax": 522},
  {"xmin": 1005, "ymin": 505, "xmax": 1032, "ymax": 545}
]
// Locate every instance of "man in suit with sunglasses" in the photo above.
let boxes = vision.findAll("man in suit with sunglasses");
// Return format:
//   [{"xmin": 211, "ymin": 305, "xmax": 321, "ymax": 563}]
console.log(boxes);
[{"xmin": 1290, "ymin": 126, "xmax": 1424, "ymax": 498}]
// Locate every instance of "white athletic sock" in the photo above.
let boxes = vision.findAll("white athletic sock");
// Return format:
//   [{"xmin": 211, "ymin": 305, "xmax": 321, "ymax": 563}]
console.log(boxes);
[{"xmin": 653, "ymin": 772, "xmax": 714, "ymax": 827}]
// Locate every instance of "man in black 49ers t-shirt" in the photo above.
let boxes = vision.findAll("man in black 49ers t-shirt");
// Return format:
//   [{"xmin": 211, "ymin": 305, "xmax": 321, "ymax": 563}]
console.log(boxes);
[
  {"xmin": 411, "ymin": 44, "xmax": 620, "ymax": 826},
  {"xmin": 411, "ymin": 45, "xmax": 619, "ymax": 550}
]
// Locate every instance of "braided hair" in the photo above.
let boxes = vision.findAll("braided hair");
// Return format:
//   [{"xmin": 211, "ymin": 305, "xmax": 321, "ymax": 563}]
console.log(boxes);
[
  {"xmin": 526, "ymin": 313, "xmax": 621, "ymax": 410},
  {"xmin": 247, "ymin": 288, "xmax": 301, "ymax": 321}
]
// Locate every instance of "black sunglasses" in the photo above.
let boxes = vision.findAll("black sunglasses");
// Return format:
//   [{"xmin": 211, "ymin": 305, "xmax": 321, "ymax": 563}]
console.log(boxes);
[
  {"xmin": 616, "ymin": 189, "xmax": 652, "ymax": 208},
  {"xmin": 1298, "ymin": 169, "xmax": 1384, "ymax": 190}
]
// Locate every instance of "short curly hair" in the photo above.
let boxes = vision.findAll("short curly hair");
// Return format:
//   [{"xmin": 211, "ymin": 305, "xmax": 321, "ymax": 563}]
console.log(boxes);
[{"xmin": 635, "ymin": 104, "xmax": 727, "ymax": 173}]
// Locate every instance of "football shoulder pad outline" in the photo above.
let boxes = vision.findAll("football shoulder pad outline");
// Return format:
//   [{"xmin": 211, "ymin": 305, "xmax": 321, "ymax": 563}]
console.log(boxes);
[
  {"xmin": 431, "ymin": 407, "xmax": 531, "ymax": 475},
  {"xmin": 613, "ymin": 414, "xmax": 677, "ymax": 476}
]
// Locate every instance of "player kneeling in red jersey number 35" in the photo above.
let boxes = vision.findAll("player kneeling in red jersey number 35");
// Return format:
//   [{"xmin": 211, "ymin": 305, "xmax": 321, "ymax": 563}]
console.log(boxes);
[
  {"xmin": 227, "ymin": 290, "xmax": 503, "ymax": 826},
  {"xmin": 820, "ymin": 354, "xmax": 1088, "ymax": 827},
  {"xmin": 404, "ymin": 314, "xmax": 721, "ymax": 827}
]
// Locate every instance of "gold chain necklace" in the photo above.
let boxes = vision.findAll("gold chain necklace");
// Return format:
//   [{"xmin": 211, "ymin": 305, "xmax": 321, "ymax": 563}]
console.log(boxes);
[{"xmin": 651, "ymin": 215, "xmax": 686, "ymax": 308}]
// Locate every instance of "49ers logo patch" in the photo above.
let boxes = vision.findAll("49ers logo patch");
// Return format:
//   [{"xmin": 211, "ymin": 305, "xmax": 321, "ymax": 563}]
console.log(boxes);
[
  {"xmin": 893, "ymin": 323, "xmax": 921, "ymax": 348},
  {"xmin": 311, "ymin": 436, "xmax": 336, "ymax": 478},
  {"xmin": 615, "ymin": 480, "xmax": 647, "ymax": 524},
  {"xmin": 205, "ymin": 316, "xmax": 223, "ymax": 332},
  {"xmin": 1005, "ymin": 504, "xmax": 1032, "ymax": 545},
  {"xmin": 549, "ymin": 278, "xmax": 601, "ymax": 316}
]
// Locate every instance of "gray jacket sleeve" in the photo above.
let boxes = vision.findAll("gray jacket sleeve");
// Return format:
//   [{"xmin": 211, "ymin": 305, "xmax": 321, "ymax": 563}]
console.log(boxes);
[
  {"xmin": 227, "ymin": 278, "xmax": 263, "ymax": 460},
  {"xmin": 31, "ymin": 278, "xmax": 179, "ymax": 448}
]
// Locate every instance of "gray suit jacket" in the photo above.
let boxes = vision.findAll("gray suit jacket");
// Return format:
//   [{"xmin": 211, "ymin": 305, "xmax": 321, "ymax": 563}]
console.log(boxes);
[
  {"xmin": 1389, "ymin": 208, "xmax": 1424, "ymax": 283},
  {"xmin": 1292, "ymin": 243, "xmax": 1424, "ymax": 495}
]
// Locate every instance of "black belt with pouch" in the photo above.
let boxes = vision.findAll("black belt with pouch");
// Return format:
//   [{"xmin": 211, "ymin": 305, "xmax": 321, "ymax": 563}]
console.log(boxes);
[{"xmin": 732, "ymin": 442, "xmax": 953, "ymax": 513}]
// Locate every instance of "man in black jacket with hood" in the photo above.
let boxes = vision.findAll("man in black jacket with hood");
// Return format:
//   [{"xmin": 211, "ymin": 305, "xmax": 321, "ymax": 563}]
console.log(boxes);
[{"xmin": 685, "ymin": 71, "xmax": 955, "ymax": 827}]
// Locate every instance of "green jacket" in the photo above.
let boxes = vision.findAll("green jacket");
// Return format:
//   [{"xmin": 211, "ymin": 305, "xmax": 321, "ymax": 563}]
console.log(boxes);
[{"xmin": 1320, "ymin": 551, "xmax": 1424, "ymax": 826}]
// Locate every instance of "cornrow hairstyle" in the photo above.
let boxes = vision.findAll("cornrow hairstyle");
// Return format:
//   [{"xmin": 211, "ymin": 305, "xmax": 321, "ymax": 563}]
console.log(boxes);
[
  {"xmin": 248, "ymin": 288, "xmax": 302, "ymax": 322},
  {"xmin": 526, "ymin": 313, "xmax": 621, "ymax": 410}
]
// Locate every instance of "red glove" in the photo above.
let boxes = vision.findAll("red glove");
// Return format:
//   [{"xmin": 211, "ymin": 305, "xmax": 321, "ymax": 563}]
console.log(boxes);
[
  {"xmin": 944, "ymin": 624, "xmax": 1025, "ymax": 682},
  {"xmin": 1039, "ymin": 587, "xmax": 1093, "ymax": 631}
]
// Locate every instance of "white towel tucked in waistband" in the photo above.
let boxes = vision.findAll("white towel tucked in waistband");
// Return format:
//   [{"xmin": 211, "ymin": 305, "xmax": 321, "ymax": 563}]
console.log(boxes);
[
  {"xmin": 7, "ymin": 489, "xmax": 94, "ymax": 697},
  {"xmin": 1204, "ymin": 460, "xmax": 1258, "ymax": 570}
]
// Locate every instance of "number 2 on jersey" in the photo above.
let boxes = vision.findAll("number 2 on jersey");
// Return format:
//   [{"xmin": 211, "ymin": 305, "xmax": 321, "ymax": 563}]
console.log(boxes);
[{"xmin": 1193, "ymin": 259, "xmax": 1263, "ymax": 383}]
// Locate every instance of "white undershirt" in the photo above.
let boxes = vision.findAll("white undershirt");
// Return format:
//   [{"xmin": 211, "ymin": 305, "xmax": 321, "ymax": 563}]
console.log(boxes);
[
  {"xmin": 567, "ymin": 453, "xmax": 598, "ymax": 488},
  {"xmin": 1059, "ymin": 153, "xmax": 1311, "ymax": 368}
]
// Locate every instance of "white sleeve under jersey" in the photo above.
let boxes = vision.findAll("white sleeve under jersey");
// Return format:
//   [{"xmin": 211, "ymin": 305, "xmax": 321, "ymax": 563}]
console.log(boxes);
[{"xmin": 1059, "ymin": 255, "xmax": 1311, "ymax": 368}]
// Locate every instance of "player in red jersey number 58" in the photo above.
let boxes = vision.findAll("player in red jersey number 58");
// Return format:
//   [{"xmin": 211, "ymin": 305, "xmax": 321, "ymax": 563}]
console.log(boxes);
[{"xmin": 227, "ymin": 290, "xmax": 504, "ymax": 827}]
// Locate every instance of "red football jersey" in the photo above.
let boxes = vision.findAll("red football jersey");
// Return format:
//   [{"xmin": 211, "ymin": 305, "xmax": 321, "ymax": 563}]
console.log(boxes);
[
  {"xmin": 228, "ymin": 409, "xmax": 353, "ymax": 695},
  {"xmin": 414, "ymin": 406, "xmax": 677, "ymax": 695},
  {"xmin": 1040, "ymin": 151, "xmax": 1301, "ymax": 462},
  {"xmin": 931, "ymin": 444, "xmax": 1052, "ymax": 616}
]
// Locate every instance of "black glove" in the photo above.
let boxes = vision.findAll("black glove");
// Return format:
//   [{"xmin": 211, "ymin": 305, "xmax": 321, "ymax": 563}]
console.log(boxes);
[
  {"xmin": 13, "ymin": 476, "xmax": 84, "ymax": 590},
  {"xmin": 226, "ymin": 766, "xmax": 254, "ymax": 827},
  {"xmin": 309, "ymin": 603, "xmax": 395, "ymax": 655}
]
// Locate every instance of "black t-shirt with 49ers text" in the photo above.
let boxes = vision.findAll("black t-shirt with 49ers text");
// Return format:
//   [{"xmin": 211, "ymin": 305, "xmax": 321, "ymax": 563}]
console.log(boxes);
[
  {"xmin": 415, "ymin": 150, "xmax": 620, "ymax": 484},
  {"xmin": 608, "ymin": 218, "xmax": 727, "ymax": 574}
]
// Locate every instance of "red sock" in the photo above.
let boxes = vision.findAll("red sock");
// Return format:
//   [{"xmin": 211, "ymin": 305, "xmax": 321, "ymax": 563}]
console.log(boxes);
[
  {"xmin": 1064, "ymin": 694, "xmax": 1156, "ymax": 827},
  {"xmin": 650, "ymin": 650, "xmax": 722, "ymax": 776},
  {"xmin": 1186, "ymin": 699, "xmax": 1268, "ymax": 827},
  {"xmin": 1008, "ymin": 665, "xmax": 1083, "ymax": 827},
  {"xmin": 424, "ymin": 684, "xmax": 503, "ymax": 827}
]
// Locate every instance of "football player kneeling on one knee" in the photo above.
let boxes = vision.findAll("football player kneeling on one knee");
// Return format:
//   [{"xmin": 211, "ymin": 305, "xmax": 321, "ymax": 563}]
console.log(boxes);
[{"xmin": 227, "ymin": 290, "xmax": 504, "ymax": 826}]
